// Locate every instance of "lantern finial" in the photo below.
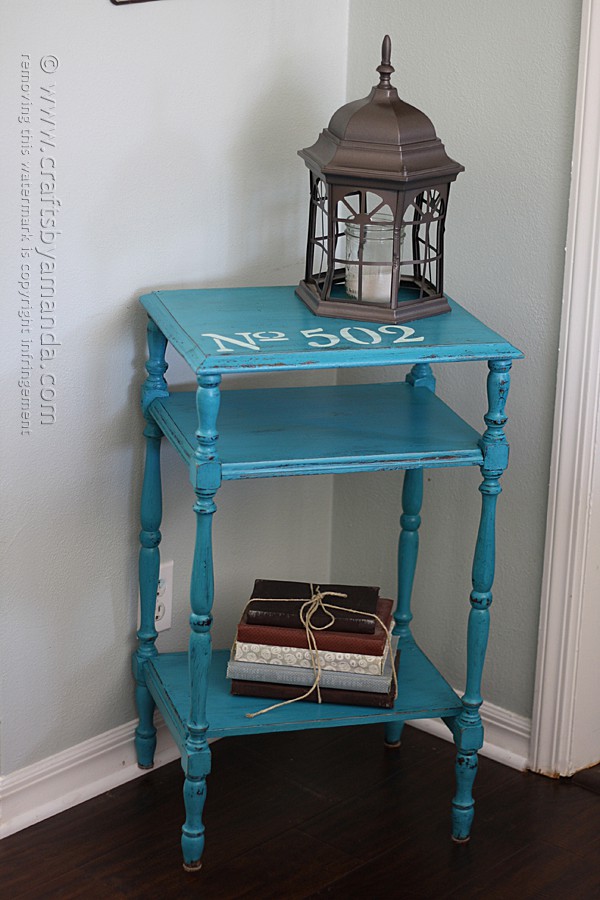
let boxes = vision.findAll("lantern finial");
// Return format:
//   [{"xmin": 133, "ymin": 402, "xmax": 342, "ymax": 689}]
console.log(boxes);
[{"xmin": 376, "ymin": 35, "xmax": 394, "ymax": 88}]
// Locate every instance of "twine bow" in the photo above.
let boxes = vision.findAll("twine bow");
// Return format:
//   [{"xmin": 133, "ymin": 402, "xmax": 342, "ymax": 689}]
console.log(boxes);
[{"xmin": 237, "ymin": 585, "xmax": 397, "ymax": 718}]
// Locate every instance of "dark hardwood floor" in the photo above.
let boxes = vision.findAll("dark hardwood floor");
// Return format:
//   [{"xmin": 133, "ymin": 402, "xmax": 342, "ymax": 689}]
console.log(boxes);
[
  {"xmin": 573, "ymin": 761, "xmax": 600, "ymax": 797},
  {"xmin": 1, "ymin": 724, "xmax": 599, "ymax": 899}
]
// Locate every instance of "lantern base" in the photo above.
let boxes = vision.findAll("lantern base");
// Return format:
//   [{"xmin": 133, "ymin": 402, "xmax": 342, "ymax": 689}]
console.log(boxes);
[{"xmin": 296, "ymin": 280, "xmax": 451, "ymax": 325}]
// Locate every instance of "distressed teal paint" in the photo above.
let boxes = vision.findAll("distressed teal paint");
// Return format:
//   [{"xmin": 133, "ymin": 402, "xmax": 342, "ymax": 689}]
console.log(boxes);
[
  {"xmin": 141, "ymin": 318, "xmax": 169, "ymax": 416},
  {"xmin": 451, "ymin": 359, "xmax": 512, "ymax": 842},
  {"xmin": 145, "ymin": 647, "xmax": 463, "ymax": 743},
  {"xmin": 406, "ymin": 361, "xmax": 437, "ymax": 392},
  {"xmin": 140, "ymin": 287, "xmax": 522, "ymax": 373},
  {"xmin": 134, "ymin": 286, "xmax": 522, "ymax": 867},
  {"xmin": 385, "ymin": 468, "xmax": 423, "ymax": 750},
  {"xmin": 133, "ymin": 419, "xmax": 161, "ymax": 769},
  {"xmin": 133, "ymin": 321, "xmax": 168, "ymax": 768},
  {"xmin": 452, "ymin": 751, "xmax": 479, "ymax": 842},
  {"xmin": 181, "ymin": 775, "xmax": 207, "ymax": 872},
  {"xmin": 394, "ymin": 467, "xmax": 424, "ymax": 640},
  {"xmin": 181, "ymin": 374, "xmax": 221, "ymax": 869},
  {"xmin": 149, "ymin": 383, "xmax": 484, "ymax": 481},
  {"xmin": 385, "ymin": 363, "xmax": 434, "ymax": 749}
]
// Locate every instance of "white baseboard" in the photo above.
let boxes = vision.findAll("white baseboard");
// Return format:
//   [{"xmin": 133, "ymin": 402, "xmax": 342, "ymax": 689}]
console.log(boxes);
[
  {"xmin": 1, "ymin": 699, "xmax": 530, "ymax": 840},
  {"xmin": 410, "ymin": 696, "xmax": 531, "ymax": 771},
  {"xmin": 0, "ymin": 719, "xmax": 179, "ymax": 840}
]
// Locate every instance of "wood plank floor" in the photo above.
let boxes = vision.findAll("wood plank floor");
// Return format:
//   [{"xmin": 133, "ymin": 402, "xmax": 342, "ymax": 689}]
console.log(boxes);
[
  {"xmin": 1, "ymin": 724, "xmax": 599, "ymax": 899},
  {"xmin": 573, "ymin": 761, "xmax": 600, "ymax": 797}
]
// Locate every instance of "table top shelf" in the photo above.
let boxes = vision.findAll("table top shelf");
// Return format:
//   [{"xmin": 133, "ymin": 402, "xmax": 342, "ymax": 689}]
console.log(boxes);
[
  {"xmin": 150, "ymin": 381, "xmax": 484, "ymax": 480},
  {"xmin": 145, "ymin": 644, "xmax": 463, "ymax": 753},
  {"xmin": 140, "ymin": 286, "xmax": 523, "ymax": 375}
]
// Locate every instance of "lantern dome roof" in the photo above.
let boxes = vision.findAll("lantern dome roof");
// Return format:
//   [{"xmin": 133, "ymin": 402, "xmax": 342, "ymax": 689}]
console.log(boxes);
[{"xmin": 299, "ymin": 36, "xmax": 464, "ymax": 187}]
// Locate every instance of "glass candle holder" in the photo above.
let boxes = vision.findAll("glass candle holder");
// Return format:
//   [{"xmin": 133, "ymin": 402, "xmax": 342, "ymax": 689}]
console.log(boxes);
[{"xmin": 345, "ymin": 217, "xmax": 404, "ymax": 304}]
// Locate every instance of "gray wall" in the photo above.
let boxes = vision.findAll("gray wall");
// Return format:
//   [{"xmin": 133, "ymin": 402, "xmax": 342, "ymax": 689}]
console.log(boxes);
[
  {"xmin": 0, "ymin": 0, "xmax": 348, "ymax": 775},
  {"xmin": 331, "ymin": 0, "xmax": 581, "ymax": 718}
]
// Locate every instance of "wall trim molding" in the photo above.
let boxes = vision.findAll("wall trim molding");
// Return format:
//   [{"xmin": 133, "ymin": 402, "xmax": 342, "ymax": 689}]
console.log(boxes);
[
  {"xmin": 411, "ymin": 698, "xmax": 531, "ymax": 772},
  {"xmin": 530, "ymin": 0, "xmax": 600, "ymax": 778},
  {"xmin": 0, "ymin": 699, "xmax": 530, "ymax": 840},
  {"xmin": 0, "ymin": 719, "xmax": 179, "ymax": 840}
]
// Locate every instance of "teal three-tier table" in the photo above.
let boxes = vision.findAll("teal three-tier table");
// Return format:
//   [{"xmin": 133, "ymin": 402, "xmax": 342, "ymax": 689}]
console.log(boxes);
[{"xmin": 135, "ymin": 285, "xmax": 522, "ymax": 870}]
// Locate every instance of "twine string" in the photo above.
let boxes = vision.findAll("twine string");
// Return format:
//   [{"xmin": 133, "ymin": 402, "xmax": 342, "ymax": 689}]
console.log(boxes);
[{"xmin": 235, "ymin": 585, "xmax": 397, "ymax": 719}]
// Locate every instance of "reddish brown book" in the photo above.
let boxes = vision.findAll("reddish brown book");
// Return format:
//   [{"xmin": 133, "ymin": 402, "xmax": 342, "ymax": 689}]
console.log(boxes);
[
  {"xmin": 230, "ymin": 652, "xmax": 399, "ymax": 709},
  {"xmin": 236, "ymin": 597, "xmax": 393, "ymax": 655}
]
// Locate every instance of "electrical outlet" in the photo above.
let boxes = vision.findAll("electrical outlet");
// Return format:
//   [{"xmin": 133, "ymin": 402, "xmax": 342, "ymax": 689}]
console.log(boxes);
[
  {"xmin": 138, "ymin": 560, "xmax": 174, "ymax": 633},
  {"xmin": 154, "ymin": 560, "xmax": 173, "ymax": 632}
]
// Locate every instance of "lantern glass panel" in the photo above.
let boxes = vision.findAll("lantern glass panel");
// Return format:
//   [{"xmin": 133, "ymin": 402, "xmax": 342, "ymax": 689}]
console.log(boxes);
[
  {"xmin": 330, "ymin": 189, "xmax": 398, "ymax": 307},
  {"xmin": 305, "ymin": 175, "xmax": 330, "ymax": 288},
  {"xmin": 400, "ymin": 188, "xmax": 447, "ymax": 301}
]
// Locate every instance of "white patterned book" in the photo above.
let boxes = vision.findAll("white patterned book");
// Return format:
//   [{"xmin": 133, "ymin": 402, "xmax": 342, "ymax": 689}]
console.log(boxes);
[
  {"xmin": 227, "ymin": 643, "xmax": 397, "ymax": 693},
  {"xmin": 232, "ymin": 639, "xmax": 391, "ymax": 676}
]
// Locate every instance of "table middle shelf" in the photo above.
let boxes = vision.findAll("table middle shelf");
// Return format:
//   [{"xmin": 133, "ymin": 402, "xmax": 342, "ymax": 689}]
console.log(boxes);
[
  {"xmin": 149, "ymin": 381, "xmax": 484, "ymax": 479},
  {"xmin": 144, "ymin": 643, "xmax": 463, "ymax": 754}
]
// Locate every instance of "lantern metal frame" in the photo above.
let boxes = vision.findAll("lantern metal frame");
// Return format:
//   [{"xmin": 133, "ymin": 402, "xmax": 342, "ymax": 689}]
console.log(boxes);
[{"xmin": 296, "ymin": 36, "xmax": 464, "ymax": 325}]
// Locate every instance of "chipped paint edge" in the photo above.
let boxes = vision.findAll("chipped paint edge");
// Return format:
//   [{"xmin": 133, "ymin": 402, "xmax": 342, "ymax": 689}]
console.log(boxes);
[{"xmin": 410, "ymin": 695, "xmax": 530, "ymax": 771}]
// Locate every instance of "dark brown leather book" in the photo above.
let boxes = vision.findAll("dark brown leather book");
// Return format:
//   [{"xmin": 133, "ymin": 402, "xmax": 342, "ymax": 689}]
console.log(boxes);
[
  {"xmin": 230, "ymin": 652, "xmax": 400, "ymax": 709},
  {"xmin": 237, "ymin": 597, "xmax": 393, "ymax": 655},
  {"xmin": 246, "ymin": 579, "xmax": 379, "ymax": 634}
]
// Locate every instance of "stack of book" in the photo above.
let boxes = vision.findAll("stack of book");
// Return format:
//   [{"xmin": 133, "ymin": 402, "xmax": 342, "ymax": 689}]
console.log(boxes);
[{"xmin": 227, "ymin": 579, "xmax": 398, "ymax": 709}]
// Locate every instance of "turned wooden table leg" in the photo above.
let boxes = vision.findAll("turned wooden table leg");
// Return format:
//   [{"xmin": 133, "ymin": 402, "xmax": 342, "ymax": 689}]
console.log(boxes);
[
  {"xmin": 134, "ymin": 319, "xmax": 168, "ymax": 769},
  {"xmin": 451, "ymin": 359, "xmax": 511, "ymax": 842},
  {"xmin": 385, "ymin": 364, "xmax": 434, "ymax": 749},
  {"xmin": 181, "ymin": 373, "xmax": 221, "ymax": 871},
  {"xmin": 385, "ymin": 466, "xmax": 423, "ymax": 749}
]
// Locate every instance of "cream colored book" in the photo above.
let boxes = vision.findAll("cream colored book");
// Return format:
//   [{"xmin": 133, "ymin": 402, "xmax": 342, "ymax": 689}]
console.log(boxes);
[{"xmin": 232, "ymin": 639, "xmax": 390, "ymax": 676}]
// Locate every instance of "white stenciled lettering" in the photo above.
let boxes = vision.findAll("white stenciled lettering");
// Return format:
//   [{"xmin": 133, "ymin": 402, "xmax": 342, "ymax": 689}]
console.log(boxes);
[
  {"xmin": 378, "ymin": 325, "xmax": 425, "ymax": 343},
  {"xmin": 299, "ymin": 327, "xmax": 340, "ymax": 348},
  {"xmin": 339, "ymin": 326, "xmax": 382, "ymax": 345},
  {"xmin": 252, "ymin": 331, "xmax": 289, "ymax": 343},
  {"xmin": 201, "ymin": 323, "xmax": 425, "ymax": 353},
  {"xmin": 202, "ymin": 332, "xmax": 260, "ymax": 353}
]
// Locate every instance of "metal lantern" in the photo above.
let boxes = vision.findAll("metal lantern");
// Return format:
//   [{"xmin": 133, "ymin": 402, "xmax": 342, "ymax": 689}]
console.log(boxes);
[{"xmin": 296, "ymin": 35, "xmax": 464, "ymax": 324}]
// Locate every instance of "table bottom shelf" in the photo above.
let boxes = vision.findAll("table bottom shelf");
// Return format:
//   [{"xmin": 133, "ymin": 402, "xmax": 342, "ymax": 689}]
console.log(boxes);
[{"xmin": 144, "ymin": 644, "xmax": 462, "ymax": 754}]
